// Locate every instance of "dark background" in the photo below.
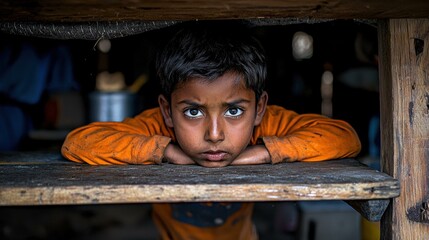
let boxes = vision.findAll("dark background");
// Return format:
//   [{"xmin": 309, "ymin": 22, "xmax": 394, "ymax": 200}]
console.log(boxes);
[{"xmin": 0, "ymin": 19, "xmax": 379, "ymax": 239}]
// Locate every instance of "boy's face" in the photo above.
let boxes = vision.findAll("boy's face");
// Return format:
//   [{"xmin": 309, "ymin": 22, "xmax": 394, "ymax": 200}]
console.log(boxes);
[{"xmin": 159, "ymin": 72, "xmax": 267, "ymax": 167}]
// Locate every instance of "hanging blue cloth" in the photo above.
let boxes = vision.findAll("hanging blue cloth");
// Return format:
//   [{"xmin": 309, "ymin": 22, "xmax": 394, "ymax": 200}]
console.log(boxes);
[
  {"xmin": 0, "ymin": 39, "xmax": 78, "ymax": 150},
  {"xmin": 0, "ymin": 43, "xmax": 49, "ymax": 104}
]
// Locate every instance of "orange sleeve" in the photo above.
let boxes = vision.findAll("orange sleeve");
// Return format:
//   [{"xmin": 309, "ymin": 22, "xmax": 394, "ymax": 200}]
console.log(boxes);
[
  {"xmin": 61, "ymin": 108, "xmax": 174, "ymax": 165},
  {"xmin": 252, "ymin": 105, "xmax": 361, "ymax": 163}
]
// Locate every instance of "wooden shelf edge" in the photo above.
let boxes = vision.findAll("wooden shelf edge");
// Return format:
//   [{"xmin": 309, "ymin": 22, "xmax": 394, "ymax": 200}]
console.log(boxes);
[
  {"xmin": 0, "ymin": 182, "xmax": 399, "ymax": 206},
  {"xmin": 0, "ymin": 151, "xmax": 400, "ymax": 225},
  {"xmin": 345, "ymin": 199, "xmax": 391, "ymax": 222}
]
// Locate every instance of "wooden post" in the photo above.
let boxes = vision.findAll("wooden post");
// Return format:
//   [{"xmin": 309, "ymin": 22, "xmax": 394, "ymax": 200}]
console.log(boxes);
[{"xmin": 379, "ymin": 19, "xmax": 429, "ymax": 239}]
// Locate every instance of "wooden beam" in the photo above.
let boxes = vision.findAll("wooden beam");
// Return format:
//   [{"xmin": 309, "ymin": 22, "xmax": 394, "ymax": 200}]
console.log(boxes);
[
  {"xmin": 379, "ymin": 19, "xmax": 429, "ymax": 239},
  {"xmin": 0, "ymin": 152, "xmax": 399, "ymax": 207},
  {"xmin": 346, "ymin": 199, "xmax": 390, "ymax": 222},
  {"xmin": 0, "ymin": 0, "xmax": 428, "ymax": 22}
]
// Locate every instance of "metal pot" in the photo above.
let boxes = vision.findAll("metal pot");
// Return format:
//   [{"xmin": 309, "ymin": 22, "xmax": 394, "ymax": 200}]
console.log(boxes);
[{"xmin": 89, "ymin": 91, "xmax": 137, "ymax": 122}]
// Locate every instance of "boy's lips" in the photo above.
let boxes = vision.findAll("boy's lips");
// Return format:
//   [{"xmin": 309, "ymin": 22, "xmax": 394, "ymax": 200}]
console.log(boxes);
[{"xmin": 201, "ymin": 151, "xmax": 228, "ymax": 161}]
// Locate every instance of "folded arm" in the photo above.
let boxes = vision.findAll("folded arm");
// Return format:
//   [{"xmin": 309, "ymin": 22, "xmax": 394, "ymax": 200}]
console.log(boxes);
[
  {"xmin": 61, "ymin": 108, "xmax": 172, "ymax": 165},
  {"xmin": 250, "ymin": 106, "xmax": 362, "ymax": 164}
]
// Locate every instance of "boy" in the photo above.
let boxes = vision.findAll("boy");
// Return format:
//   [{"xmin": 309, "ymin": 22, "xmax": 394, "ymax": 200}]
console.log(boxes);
[{"xmin": 62, "ymin": 21, "xmax": 361, "ymax": 240}]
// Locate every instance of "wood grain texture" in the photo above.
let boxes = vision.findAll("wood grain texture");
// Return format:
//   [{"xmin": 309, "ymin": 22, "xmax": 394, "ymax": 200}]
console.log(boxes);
[
  {"xmin": 0, "ymin": 152, "xmax": 399, "ymax": 206},
  {"xmin": 0, "ymin": 0, "xmax": 428, "ymax": 22},
  {"xmin": 346, "ymin": 199, "xmax": 390, "ymax": 222},
  {"xmin": 379, "ymin": 19, "xmax": 429, "ymax": 240}
]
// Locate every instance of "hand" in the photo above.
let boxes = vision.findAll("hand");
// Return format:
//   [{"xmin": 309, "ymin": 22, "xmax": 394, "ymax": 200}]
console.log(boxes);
[
  {"xmin": 163, "ymin": 144, "xmax": 195, "ymax": 165},
  {"xmin": 231, "ymin": 145, "xmax": 271, "ymax": 165}
]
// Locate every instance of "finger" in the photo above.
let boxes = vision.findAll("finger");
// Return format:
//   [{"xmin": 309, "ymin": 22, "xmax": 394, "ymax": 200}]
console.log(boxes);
[
  {"xmin": 169, "ymin": 157, "xmax": 195, "ymax": 165},
  {"xmin": 231, "ymin": 158, "xmax": 266, "ymax": 165}
]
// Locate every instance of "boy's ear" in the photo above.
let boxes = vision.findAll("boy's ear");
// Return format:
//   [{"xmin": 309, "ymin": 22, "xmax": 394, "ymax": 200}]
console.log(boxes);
[
  {"xmin": 158, "ymin": 94, "xmax": 174, "ymax": 128},
  {"xmin": 254, "ymin": 91, "xmax": 268, "ymax": 126}
]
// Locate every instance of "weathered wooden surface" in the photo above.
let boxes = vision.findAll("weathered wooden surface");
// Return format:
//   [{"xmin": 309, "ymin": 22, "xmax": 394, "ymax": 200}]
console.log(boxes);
[
  {"xmin": 0, "ymin": 152, "xmax": 399, "ymax": 208},
  {"xmin": 0, "ymin": 0, "xmax": 428, "ymax": 22},
  {"xmin": 346, "ymin": 199, "xmax": 390, "ymax": 222},
  {"xmin": 378, "ymin": 19, "xmax": 429, "ymax": 240}
]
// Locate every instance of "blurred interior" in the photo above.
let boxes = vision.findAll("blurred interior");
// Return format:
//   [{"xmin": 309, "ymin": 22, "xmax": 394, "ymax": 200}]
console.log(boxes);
[{"xmin": 0, "ymin": 19, "xmax": 380, "ymax": 240}]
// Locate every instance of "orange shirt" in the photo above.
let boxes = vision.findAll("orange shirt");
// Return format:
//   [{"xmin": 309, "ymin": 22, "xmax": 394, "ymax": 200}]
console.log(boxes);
[
  {"xmin": 152, "ymin": 203, "xmax": 257, "ymax": 240},
  {"xmin": 62, "ymin": 105, "xmax": 361, "ymax": 165},
  {"xmin": 61, "ymin": 105, "xmax": 361, "ymax": 240}
]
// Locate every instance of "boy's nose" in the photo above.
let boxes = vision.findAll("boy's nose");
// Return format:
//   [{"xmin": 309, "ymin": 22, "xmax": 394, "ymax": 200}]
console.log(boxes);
[{"xmin": 204, "ymin": 117, "xmax": 225, "ymax": 143}]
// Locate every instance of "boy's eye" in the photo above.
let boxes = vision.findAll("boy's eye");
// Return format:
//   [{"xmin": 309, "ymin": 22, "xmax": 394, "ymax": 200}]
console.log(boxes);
[
  {"xmin": 184, "ymin": 108, "xmax": 203, "ymax": 118},
  {"xmin": 225, "ymin": 107, "xmax": 243, "ymax": 117}
]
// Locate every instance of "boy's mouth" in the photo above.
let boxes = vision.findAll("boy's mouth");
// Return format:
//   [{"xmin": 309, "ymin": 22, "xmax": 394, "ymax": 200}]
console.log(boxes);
[{"xmin": 201, "ymin": 150, "xmax": 228, "ymax": 161}]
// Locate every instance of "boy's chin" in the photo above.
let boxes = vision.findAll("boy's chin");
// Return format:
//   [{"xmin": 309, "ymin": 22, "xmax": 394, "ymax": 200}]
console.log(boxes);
[{"xmin": 194, "ymin": 159, "xmax": 232, "ymax": 168}]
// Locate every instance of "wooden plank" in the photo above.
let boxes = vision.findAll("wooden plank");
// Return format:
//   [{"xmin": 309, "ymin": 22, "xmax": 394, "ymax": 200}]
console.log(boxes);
[
  {"xmin": 346, "ymin": 199, "xmax": 390, "ymax": 222},
  {"xmin": 378, "ymin": 19, "xmax": 429, "ymax": 240},
  {"xmin": 0, "ymin": 0, "xmax": 428, "ymax": 22},
  {"xmin": 0, "ymin": 152, "xmax": 399, "ymax": 206}
]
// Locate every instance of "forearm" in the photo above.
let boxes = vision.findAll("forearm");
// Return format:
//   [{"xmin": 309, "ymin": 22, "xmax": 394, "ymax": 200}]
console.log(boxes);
[
  {"xmin": 262, "ymin": 120, "xmax": 361, "ymax": 163},
  {"xmin": 61, "ymin": 122, "xmax": 171, "ymax": 165},
  {"xmin": 231, "ymin": 145, "xmax": 271, "ymax": 165},
  {"xmin": 163, "ymin": 144, "xmax": 195, "ymax": 165}
]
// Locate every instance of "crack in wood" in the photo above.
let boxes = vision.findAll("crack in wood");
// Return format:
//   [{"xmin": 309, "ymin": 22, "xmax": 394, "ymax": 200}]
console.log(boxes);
[
  {"xmin": 426, "ymin": 93, "xmax": 429, "ymax": 114},
  {"xmin": 414, "ymin": 38, "xmax": 424, "ymax": 56},
  {"xmin": 409, "ymin": 101, "xmax": 414, "ymax": 126}
]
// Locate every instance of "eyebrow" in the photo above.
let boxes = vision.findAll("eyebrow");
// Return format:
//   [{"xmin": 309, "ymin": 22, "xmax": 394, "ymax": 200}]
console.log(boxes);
[
  {"xmin": 176, "ymin": 99, "xmax": 251, "ymax": 107},
  {"xmin": 224, "ymin": 99, "xmax": 251, "ymax": 107}
]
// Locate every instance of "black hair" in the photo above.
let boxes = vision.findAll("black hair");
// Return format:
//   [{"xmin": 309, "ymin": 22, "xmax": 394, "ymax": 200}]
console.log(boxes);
[{"xmin": 156, "ymin": 21, "xmax": 266, "ymax": 101}]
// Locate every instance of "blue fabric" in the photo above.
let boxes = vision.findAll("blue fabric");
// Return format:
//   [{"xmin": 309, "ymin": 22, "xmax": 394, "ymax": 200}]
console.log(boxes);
[
  {"xmin": 171, "ymin": 203, "xmax": 242, "ymax": 227},
  {"xmin": 0, "ymin": 43, "xmax": 47, "ymax": 104},
  {"xmin": 0, "ymin": 42, "xmax": 78, "ymax": 104},
  {"xmin": 0, "ymin": 106, "xmax": 32, "ymax": 150},
  {"xmin": 0, "ymin": 40, "xmax": 78, "ymax": 150},
  {"xmin": 368, "ymin": 115, "xmax": 380, "ymax": 158}
]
